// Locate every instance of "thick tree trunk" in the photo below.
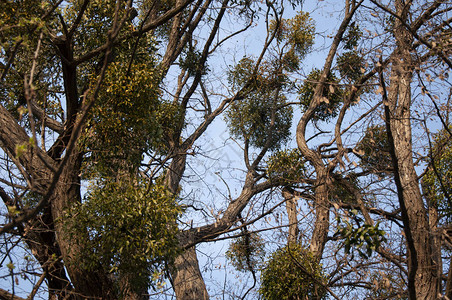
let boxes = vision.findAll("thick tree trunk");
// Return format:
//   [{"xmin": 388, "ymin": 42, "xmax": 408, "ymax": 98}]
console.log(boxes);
[
  {"xmin": 384, "ymin": 4, "xmax": 439, "ymax": 296},
  {"xmin": 165, "ymin": 154, "xmax": 209, "ymax": 299},
  {"xmin": 50, "ymin": 152, "xmax": 115, "ymax": 299},
  {"xmin": 119, "ymin": 274, "xmax": 149, "ymax": 300},
  {"xmin": 386, "ymin": 100, "xmax": 439, "ymax": 298},
  {"xmin": 23, "ymin": 210, "xmax": 73, "ymax": 299},
  {"xmin": 309, "ymin": 173, "xmax": 330, "ymax": 260},
  {"xmin": 170, "ymin": 246, "xmax": 209, "ymax": 300},
  {"xmin": 423, "ymin": 180, "xmax": 442, "ymax": 294}
]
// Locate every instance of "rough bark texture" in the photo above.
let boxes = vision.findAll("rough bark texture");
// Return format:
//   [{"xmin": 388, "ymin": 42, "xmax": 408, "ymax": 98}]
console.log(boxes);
[
  {"xmin": 308, "ymin": 174, "xmax": 330, "ymax": 260},
  {"xmin": 0, "ymin": 289, "xmax": 25, "ymax": 300},
  {"xmin": 170, "ymin": 246, "xmax": 209, "ymax": 300},
  {"xmin": 423, "ymin": 179, "xmax": 442, "ymax": 295},
  {"xmin": 384, "ymin": 2, "xmax": 439, "ymax": 297},
  {"xmin": 283, "ymin": 187, "xmax": 299, "ymax": 243},
  {"xmin": 50, "ymin": 153, "xmax": 115, "ymax": 299},
  {"xmin": 166, "ymin": 154, "xmax": 210, "ymax": 299}
]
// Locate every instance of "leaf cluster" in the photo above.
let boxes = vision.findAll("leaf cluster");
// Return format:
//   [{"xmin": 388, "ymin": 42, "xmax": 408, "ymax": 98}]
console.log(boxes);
[
  {"xmin": 82, "ymin": 61, "xmax": 182, "ymax": 177},
  {"xmin": 259, "ymin": 243, "xmax": 327, "ymax": 300},
  {"xmin": 265, "ymin": 12, "xmax": 315, "ymax": 73},
  {"xmin": 0, "ymin": 2, "xmax": 62, "ymax": 122},
  {"xmin": 0, "ymin": 0, "xmax": 47, "ymax": 36},
  {"xmin": 330, "ymin": 174, "xmax": 359, "ymax": 205},
  {"xmin": 337, "ymin": 211, "xmax": 386, "ymax": 259},
  {"xmin": 272, "ymin": 12, "xmax": 315, "ymax": 69},
  {"xmin": 64, "ymin": 176, "xmax": 182, "ymax": 291},
  {"xmin": 299, "ymin": 69, "xmax": 344, "ymax": 121},
  {"xmin": 356, "ymin": 125, "xmax": 392, "ymax": 177},
  {"xmin": 179, "ymin": 48, "xmax": 208, "ymax": 77},
  {"xmin": 225, "ymin": 57, "xmax": 293, "ymax": 150},
  {"xmin": 266, "ymin": 148, "xmax": 306, "ymax": 184},
  {"xmin": 336, "ymin": 50, "xmax": 364, "ymax": 83},
  {"xmin": 343, "ymin": 22, "xmax": 362, "ymax": 50},
  {"xmin": 423, "ymin": 127, "xmax": 452, "ymax": 222},
  {"xmin": 225, "ymin": 232, "xmax": 265, "ymax": 272}
]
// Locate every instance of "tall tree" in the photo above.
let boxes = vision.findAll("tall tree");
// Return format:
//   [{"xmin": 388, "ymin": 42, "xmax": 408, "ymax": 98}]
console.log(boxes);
[{"xmin": 1, "ymin": 0, "xmax": 452, "ymax": 299}]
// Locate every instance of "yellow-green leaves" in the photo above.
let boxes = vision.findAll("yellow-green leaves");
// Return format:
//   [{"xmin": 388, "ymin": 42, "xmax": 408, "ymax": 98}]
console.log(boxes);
[
  {"xmin": 299, "ymin": 68, "xmax": 344, "ymax": 121},
  {"xmin": 226, "ymin": 232, "xmax": 265, "ymax": 272},
  {"xmin": 273, "ymin": 12, "xmax": 315, "ymax": 62},
  {"xmin": 337, "ymin": 213, "xmax": 386, "ymax": 259},
  {"xmin": 7, "ymin": 205, "xmax": 20, "ymax": 216},
  {"xmin": 15, "ymin": 138, "xmax": 34, "ymax": 158},
  {"xmin": 6, "ymin": 262, "xmax": 15, "ymax": 271},
  {"xmin": 423, "ymin": 127, "xmax": 452, "ymax": 221},
  {"xmin": 259, "ymin": 243, "xmax": 327, "ymax": 300},
  {"xmin": 336, "ymin": 51, "xmax": 365, "ymax": 83},
  {"xmin": 64, "ymin": 177, "xmax": 182, "ymax": 291},
  {"xmin": 226, "ymin": 57, "xmax": 293, "ymax": 150},
  {"xmin": 356, "ymin": 125, "xmax": 391, "ymax": 177},
  {"xmin": 15, "ymin": 143, "xmax": 28, "ymax": 158},
  {"xmin": 84, "ymin": 60, "xmax": 180, "ymax": 176},
  {"xmin": 266, "ymin": 149, "xmax": 305, "ymax": 184},
  {"xmin": 343, "ymin": 22, "xmax": 362, "ymax": 50}
]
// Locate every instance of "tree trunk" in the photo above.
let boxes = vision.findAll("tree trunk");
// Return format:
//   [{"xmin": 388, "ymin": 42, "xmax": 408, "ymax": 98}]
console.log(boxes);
[
  {"xmin": 385, "ymin": 96, "xmax": 439, "ymax": 298},
  {"xmin": 165, "ymin": 154, "xmax": 209, "ymax": 299},
  {"xmin": 50, "ymin": 152, "xmax": 115, "ymax": 299},
  {"xmin": 170, "ymin": 246, "xmax": 209, "ymax": 300},
  {"xmin": 384, "ymin": 3, "xmax": 439, "ymax": 296},
  {"xmin": 423, "ymin": 180, "xmax": 442, "ymax": 294},
  {"xmin": 23, "ymin": 210, "xmax": 73, "ymax": 299},
  {"xmin": 283, "ymin": 187, "xmax": 299, "ymax": 243},
  {"xmin": 309, "ymin": 172, "xmax": 330, "ymax": 260}
]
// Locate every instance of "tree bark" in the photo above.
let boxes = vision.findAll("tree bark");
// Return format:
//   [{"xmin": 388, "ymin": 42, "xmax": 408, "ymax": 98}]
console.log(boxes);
[
  {"xmin": 165, "ymin": 154, "xmax": 209, "ymax": 299},
  {"xmin": 0, "ymin": 289, "xmax": 25, "ymax": 300},
  {"xmin": 309, "ymin": 173, "xmax": 330, "ymax": 260},
  {"xmin": 50, "ymin": 151, "xmax": 116, "ymax": 299},
  {"xmin": 383, "ymin": 3, "xmax": 439, "ymax": 297},
  {"xmin": 283, "ymin": 187, "xmax": 299, "ymax": 243},
  {"xmin": 170, "ymin": 246, "xmax": 209, "ymax": 300}
]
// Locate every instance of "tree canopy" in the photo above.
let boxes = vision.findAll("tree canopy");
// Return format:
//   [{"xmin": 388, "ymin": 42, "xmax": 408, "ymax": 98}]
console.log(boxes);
[{"xmin": 0, "ymin": 0, "xmax": 452, "ymax": 299}]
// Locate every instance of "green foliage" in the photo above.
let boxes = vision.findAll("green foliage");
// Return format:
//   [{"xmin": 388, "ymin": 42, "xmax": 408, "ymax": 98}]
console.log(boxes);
[
  {"xmin": 228, "ymin": 56, "xmax": 255, "ymax": 89},
  {"xmin": 356, "ymin": 125, "xmax": 392, "ymax": 177},
  {"xmin": 336, "ymin": 211, "xmax": 386, "ymax": 259},
  {"xmin": 6, "ymin": 262, "xmax": 15, "ymax": 271},
  {"xmin": 0, "ymin": 1, "xmax": 62, "ymax": 121},
  {"xmin": 259, "ymin": 243, "xmax": 327, "ymax": 300},
  {"xmin": 0, "ymin": 0, "xmax": 46, "ymax": 34},
  {"xmin": 336, "ymin": 51, "xmax": 364, "ymax": 82},
  {"xmin": 225, "ymin": 232, "xmax": 265, "ymax": 272},
  {"xmin": 66, "ymin": 0, "xmax": 159, "ymax": 86},
  {"xmin": 274, "ymin": 12, "xmax": 315, "ymax": 63},
  {"xmin": 225, "ymin": 94, "xmax": 293, "ymax": 150},
  {"xmin": 64, "ymin": 177, "xmax": 182, "ymax": 291},
  {"xmin": 266, "ymin": 148, "xmax": 306, "ymax": 184},
  {"xmin": 224, "ymin": 13, "xmax": 314, "ymax": 150},
  {"xmin": 83, "ymin": 61, "xmax": 182, "ymax": 177},
  {"xmin": 330, "ymin": 174, "xmax": 359, "ymax": 204},
  {"xmin": 179, "ymin": 48, "xmax": 207, "ymax": 76},
  {"xmin": 299, "ymin": 69, "xmax": 344, "ymax": 121},
  {"xmin": 225, "ymin": 57, "xmax": 293, "ymax": 150},
  {"xmin": 66, "ymin": 0, "xmax": 124, "ymax": 54},
  {"xmin": 423, "ymin": 127, "xmax": 452, "ymax": 222},
  {"xmin": 343, "ymin": 22, "xmax": 362, "ymax": 50}
]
